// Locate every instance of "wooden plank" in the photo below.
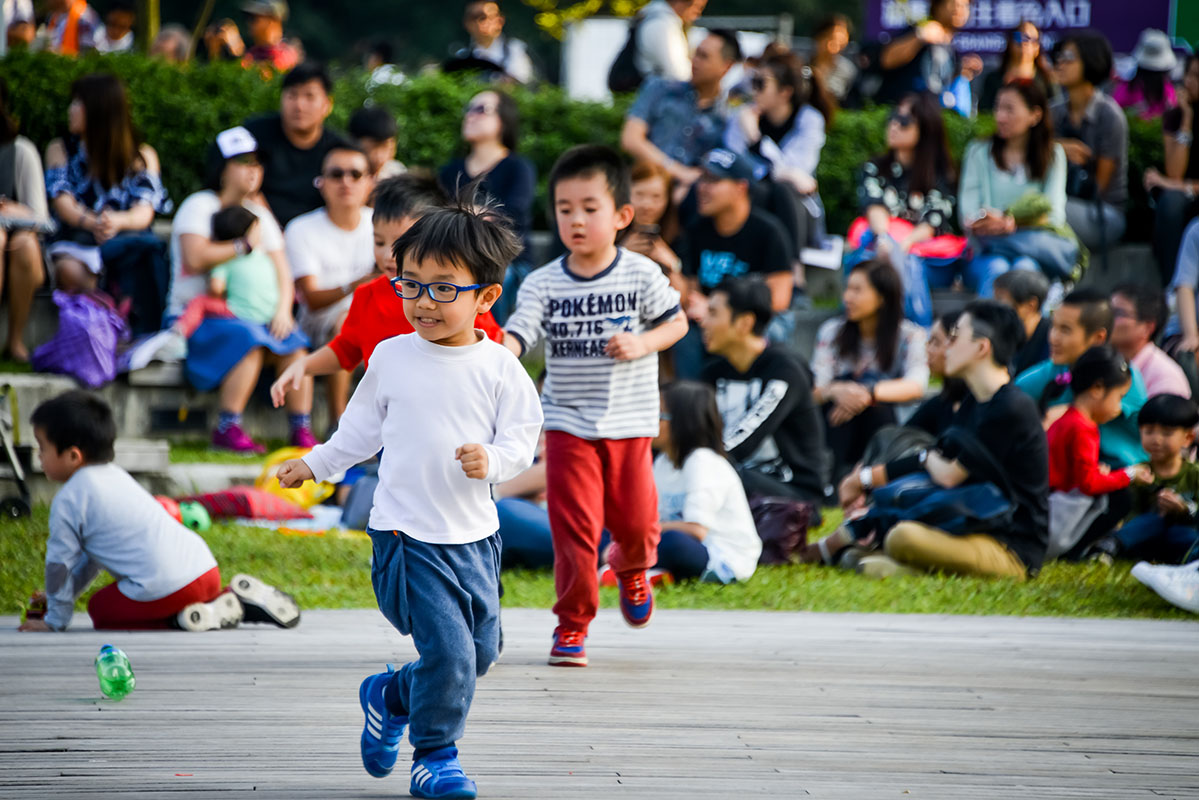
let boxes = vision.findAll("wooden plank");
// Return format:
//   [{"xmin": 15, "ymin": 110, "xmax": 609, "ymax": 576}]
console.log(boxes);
[{"xmin": 1, "ymin": 609, "xmax": 1197, "ymax": 798}]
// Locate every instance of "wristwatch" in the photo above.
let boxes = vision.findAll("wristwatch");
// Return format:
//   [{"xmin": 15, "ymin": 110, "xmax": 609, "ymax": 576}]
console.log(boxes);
[{"xmin": 1176, "ymin": 130, "xmax": 1194, "ymax": 147}]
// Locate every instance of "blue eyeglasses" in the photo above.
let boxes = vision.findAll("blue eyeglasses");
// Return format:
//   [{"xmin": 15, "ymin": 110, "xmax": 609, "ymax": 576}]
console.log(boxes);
[{"xmin": 391, "ymin": 277, "xmax": 484, "ymax": 303}]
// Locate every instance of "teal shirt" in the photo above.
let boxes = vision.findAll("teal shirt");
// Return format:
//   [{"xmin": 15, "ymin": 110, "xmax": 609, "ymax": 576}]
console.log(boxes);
[
  {"xmin": 210, "ymin": 250, "xmax": 278, "ymax": 325},
  {"xmin": 1014, "ymin": 360, "xmax": 1148, "ymax": 467}
]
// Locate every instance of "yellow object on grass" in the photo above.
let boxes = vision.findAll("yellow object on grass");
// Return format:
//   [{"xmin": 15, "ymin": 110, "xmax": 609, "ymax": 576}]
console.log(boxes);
[{"xmin": 256, "ymin": 447, "xmax": 335, "ymax": 509}]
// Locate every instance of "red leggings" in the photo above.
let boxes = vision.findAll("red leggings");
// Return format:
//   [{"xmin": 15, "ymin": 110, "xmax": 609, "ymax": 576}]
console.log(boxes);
[
  {"xmin": 87, "ymin": 567, "xmax": 223, "ymax": 630},
  {"xmin": 545, "ymin": 432, "xmax": 659, "ymax": 633}
]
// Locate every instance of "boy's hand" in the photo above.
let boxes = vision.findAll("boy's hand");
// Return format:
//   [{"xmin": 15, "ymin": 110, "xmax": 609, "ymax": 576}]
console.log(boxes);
[
  {"xmin": 1127, "ymin": 464, "xmax": 1154, "ymax": 485},
  {"xmin": 275, "ymin": 458, "xmax": 315, "ymax": 488},
  {"xmin": 270, "ymin": 360, "xmax": 307, "ymax": 408},
  {"xmin": 1157, "ymin": 488, "xmax": 1187, "ymax": 516},
  {"xmin": 456, "ymin": 444, "xmax": 489, "ymax": 480},
  {"xmin": 605, "ymin": 333, "xmax": 648, "ymax": 361},
  {"xmin": 18, "ymin": 619, "xmax": 51, "ymax": 632}
]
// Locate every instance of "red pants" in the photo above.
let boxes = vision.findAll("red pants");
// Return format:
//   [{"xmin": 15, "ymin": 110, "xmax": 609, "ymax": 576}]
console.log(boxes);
[
  {"xmin": 545, "ymin": 431, "xmax": 659, "ymax": 633},
  {"xmin": 87, "ymin": 567, "xmax": 223, "ymax": 630}
]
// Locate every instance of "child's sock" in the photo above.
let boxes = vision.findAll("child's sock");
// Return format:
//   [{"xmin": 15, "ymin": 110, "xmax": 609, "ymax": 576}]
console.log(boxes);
[
  {"xmin": 413, "ymin": 744, "xmax": 454, "ymax": 761},
  {"xmin": 216, "ymin": 411, "xmax": 241, "ymax": 433},
  {"xmin": 383, "ymin": 678, "xmax": 407, "ymax": 718},
  {"xmin": 288, "ymin": 412, "xmax": 312, "ymax": 432}
]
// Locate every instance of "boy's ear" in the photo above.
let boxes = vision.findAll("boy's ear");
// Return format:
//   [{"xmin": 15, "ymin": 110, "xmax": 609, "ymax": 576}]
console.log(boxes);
[
  {"xmin": 475, "ymin": 283, "xmax": 502, "ymax": 314},
  {"xmin": 615, "ymin": 203, "xmax": 636, "ymax": 232}
]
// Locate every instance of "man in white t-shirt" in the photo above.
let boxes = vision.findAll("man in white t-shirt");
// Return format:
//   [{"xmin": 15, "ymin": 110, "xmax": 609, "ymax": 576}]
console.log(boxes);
[
  {"xmin": 285, "ymin": 144, "xmax": 376, "ymax": 420},
  {"xmin": 634, "ymin": 0, "xmax": 707, "ymax": 83}
]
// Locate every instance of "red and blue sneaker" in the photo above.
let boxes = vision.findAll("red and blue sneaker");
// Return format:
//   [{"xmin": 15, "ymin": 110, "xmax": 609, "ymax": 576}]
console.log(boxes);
[
  {"xmin": 618, "ymin": 570, "xmax": 654, "ymax": 628},
  {"xmin": 411, "ymin": 746, "xmax": 477, "ymax": 799},
  {"xmin": 547, "ymin": 628, "xmax": 587, "ymax": 667},
  {"xmin": 359, "ymin": 665, "xmax": 407, "ymax": 778}
]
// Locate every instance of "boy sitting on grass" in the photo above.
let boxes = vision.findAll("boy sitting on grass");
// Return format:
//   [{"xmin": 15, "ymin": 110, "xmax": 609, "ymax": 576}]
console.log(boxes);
[
  {"xmin": 1088, "ymin": 394, "xmax": 1199, "ymax": 564},
  {"xmin": 19, "ymin": 391, "xmax": 299, "ymax": 633},
  {"xmin": 274, "ymin": 196, "xmax": 542, "ymax": 799}
]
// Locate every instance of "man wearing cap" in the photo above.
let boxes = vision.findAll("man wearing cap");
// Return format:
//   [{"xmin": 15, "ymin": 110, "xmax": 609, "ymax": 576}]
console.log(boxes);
[
  {"xmin": 241, "ymin": 0, "xmax": 297, "ymax": 73},
  {"xmin": 621, "ymin": 29, "xmax": 740, "ymax": 201},
  {"xmin": 680, "ymin": 148, "xmax": 795, "ymax": 314},
  {"xmin": 243, "ymin": 61, "xmax": 351, "ymax": 228}
]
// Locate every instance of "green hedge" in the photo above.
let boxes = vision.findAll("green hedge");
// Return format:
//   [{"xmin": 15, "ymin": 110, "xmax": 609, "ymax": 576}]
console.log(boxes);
[{"xmin": 0, "ymin": 50, "xmax": 1164, "ymax": 239}]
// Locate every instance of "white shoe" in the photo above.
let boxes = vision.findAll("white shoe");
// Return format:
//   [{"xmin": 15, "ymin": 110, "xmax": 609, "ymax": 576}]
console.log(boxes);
[
  {"xmin": 1131, "ymin": 561, "xmax": 1199, "ymax": 614},
  {"xmin": 177, "ymin": 592, "xmax": 244, "ymax": 631},
  {"xmin": 228, "ymin": 573, "xmax": 301, "ymax": 628}
]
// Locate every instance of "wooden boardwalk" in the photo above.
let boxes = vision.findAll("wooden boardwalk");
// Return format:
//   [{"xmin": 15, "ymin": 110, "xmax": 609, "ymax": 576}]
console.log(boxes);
[{"xmin": 2, "ymin": 608, "xmax": 1197, "ymax": 799}]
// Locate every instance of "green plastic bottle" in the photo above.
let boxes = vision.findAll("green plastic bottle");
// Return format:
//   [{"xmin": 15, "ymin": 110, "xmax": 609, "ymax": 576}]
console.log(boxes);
[{"xmin": 95, "ymin": 645, "xmax": 135, "ymax": 700}]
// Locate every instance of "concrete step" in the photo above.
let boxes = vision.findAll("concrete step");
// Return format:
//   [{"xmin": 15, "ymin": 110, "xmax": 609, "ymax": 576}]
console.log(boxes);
[{"xmin": 0, "ymin": 436, "xmax": 170, "ymax": 504}]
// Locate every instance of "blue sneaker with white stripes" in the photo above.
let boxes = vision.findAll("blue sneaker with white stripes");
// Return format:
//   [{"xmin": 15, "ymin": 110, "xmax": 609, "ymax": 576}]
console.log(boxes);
[
  {"xmin": 411, "ymin": 746, "xmax": 477, "ymax": 799},
  {"xmin": 359, "ymin": 665, "xmax": 407, "ymax": 778}
]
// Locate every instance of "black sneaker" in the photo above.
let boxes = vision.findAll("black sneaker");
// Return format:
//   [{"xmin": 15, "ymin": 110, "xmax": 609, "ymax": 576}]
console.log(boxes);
[
  {"xmin": 1083, "ymin": 536, "xmax": 1121, "ymax": 566},
  {"xmin": 229, "ymin": 574, "xmax": 301, "ymax": 628}
]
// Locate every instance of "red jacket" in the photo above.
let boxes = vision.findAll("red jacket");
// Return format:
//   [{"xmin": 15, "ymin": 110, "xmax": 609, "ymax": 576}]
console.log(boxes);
[
  {"xmin": 1047, "ymin": 406, "xmax": 1130, "ymax": 495},
  {"xmin": 328, "ymin": 275, "xmax": 503, "ymax": 370}
]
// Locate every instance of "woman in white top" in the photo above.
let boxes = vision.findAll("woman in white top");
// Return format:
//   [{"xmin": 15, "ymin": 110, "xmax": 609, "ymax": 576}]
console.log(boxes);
[{"xmin": 651, "ymin": 381, "xmax": 761, "ymax": 583}]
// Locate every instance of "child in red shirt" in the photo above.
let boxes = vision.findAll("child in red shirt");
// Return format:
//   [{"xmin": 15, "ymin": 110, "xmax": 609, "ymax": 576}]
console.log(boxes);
[
  {"xmin": 271, "ymin": 175, "xmax": 502, "ymax": 405},
  {"xmin": 1045, "ymin": 346, "xmax": 1151, "ymax": 556}
]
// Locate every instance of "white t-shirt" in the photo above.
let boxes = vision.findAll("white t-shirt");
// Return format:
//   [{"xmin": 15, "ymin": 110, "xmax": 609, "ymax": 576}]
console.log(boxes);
[
  {"xmin": 302, "ymin": 332, "xmax": 543, "ymax": 544},
  {"xmin": 653, "ymin": 448, "xmax": 761, "ymax": 582},
  {"xmin": 166, "ymin": 190, "xmax": 284, "ymax": 319},
  {"xmin": 504, "ymin": 250, "xmax": 681, "ymax": 440},
  {"xmin": 44, "ymin": 463, "xmax": 218, "ymax": 630},
  {"xmin": 284, "ymin": 206, "xmax": 375, "ymax": 289}
]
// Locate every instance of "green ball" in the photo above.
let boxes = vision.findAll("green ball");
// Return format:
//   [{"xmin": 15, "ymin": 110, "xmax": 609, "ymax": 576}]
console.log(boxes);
[{"xmin": 178, "ymin": 502, "xmax": 212, "ymax": 533}]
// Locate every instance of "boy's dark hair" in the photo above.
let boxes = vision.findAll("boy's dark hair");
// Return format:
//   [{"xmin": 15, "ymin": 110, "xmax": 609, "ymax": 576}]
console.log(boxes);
[
  {"xmin": 714, "ymin": 276, "xmax": 773, "ymax": 337},
  {"xmin": 282, "ymin": 61, "xmax": 333, "ymax": 94},
  {"xmin": 1138, "ymin": 393, "xmax": 1199, "ymax": 430},
  {"xmin": 548, "ymin": 144, "xmax": 631, "ymax": 209},
  {"xmin": 211, "ymin": 205, "xmax": 258, "ymax": 242},
  {"xmin": 1061, "ymin": 287, "xmax": 1113, "ymax": 338},
  {"xmin": 31, "ymin": 391, "xmax": 116, "ymax": 464},
  {"xmin": 392, "ymin": 184, "xmax": 522, "ymax": 287},
  {"xmin": 993, "ymin": 268, "xmax": 1050, "ymax": 311},
  {"xmin": 662, "ymin": 381, "xmax": 726, "ymax": 468},
  {"xmin": 372, "ymin": 173, "xmax": 448, "ymax": 223},
  {"xmin": 1112, "ymin": 281, "xmax": 1166, "ymax": 341},
  {"xmin": 708, "ymin": 28, "xmax": 742, "ymax": 63},
  {"xmin": 349, "ymin": 106, "xmax": 398, "ymax": 141},
  {"xmin": 963, "ymin": 299, "xmax": 1026, "ymax": 370},
  {"xmin": 1054, "ymin": 31, "xmax": 1114, "ymax": 87}
]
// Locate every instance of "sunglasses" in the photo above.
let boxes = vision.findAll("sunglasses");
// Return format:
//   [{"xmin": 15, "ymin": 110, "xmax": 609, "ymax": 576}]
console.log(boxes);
[
  {"xmin": 750, "ymin": 75, "xmax": 767, "ymax": 92},
  {"xmin": 465, "ymin": 103, "xmax": 497, "ymax": 116},
  {"xmin": 1013, "ymin": 31, "xmax": 1039, "ymax": 44},
  {"xmin": 888, "ymin": 111, "xmax": 915, "ymax": 127},
  {"xmin": 1054, "ymin": 50, "xmax": 1079, "ymax": 65},
  {"xmin": 324, "ymin": 168, "xmax": 365, "ymax": 182}
]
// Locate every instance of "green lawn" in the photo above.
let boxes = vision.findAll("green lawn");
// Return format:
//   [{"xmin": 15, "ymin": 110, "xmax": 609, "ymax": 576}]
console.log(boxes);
[
  {"xmin": 1, "ymin": 505, "xmax": 1190, "ymax": 621},
  {"xmin": 168, "ymin": 439, "xmax": 291, "ymax": 464}
]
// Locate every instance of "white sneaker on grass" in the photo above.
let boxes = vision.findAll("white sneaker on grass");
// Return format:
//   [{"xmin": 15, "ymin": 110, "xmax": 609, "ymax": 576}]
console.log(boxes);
[
  {"xmin": 1131, "ymin": 561, "xmax": 1199, "ymax": 614},
  {"xmin": 177, "ymin": 592, "xmax": 244, "ymax": 631}
]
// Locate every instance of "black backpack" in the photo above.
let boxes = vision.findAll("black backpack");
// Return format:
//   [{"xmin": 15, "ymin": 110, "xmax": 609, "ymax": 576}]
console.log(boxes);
[{"xmin": 607, "ymin": 15, "xmax": 645, "ymax": 94}]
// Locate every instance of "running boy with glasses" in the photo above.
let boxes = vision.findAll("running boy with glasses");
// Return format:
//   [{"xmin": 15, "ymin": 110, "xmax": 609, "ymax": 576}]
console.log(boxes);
[
  {"xmin": 503, "ymin": 145, "xmax": 688, "ymax": 666},
  {"xmin": 275, "ymin": 198, "xmax": 542, "ymax": 799}
]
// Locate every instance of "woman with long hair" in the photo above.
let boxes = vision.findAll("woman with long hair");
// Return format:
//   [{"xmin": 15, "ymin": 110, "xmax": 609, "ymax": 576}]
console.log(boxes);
[
  {"xmin": 978, "ymin": 21, "xmax": 1054, "ymax": 112},
  {"xmin": 811, "ymin": 258, "xmax": 929, "ymax": 482},
  {"xmin": 0, "ymin": 76, "xmax": 49, "ymax": 363},
  {"xmin": 44, "ymin": 73, "xmax": 171, "ymax": 334},
  {"xmin": 647, "ymin": 381, "xmax": 760, "ymax": 583},
  {"xmin": 438, "ymin": 89, "xmax": 535, "ymax": 324},
  {"xmin": 959, "ymin": 79, "xmax": 1069, "ymax": 292},
  {"xmin": 854, "ymin": 92, "xmax": 958, "ymax": 326}
]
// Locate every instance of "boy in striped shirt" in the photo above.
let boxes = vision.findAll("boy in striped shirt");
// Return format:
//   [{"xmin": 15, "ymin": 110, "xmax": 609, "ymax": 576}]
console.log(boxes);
[{"xmin": 503, "ymin": 145, "xmax": 688, "ymax": 666}]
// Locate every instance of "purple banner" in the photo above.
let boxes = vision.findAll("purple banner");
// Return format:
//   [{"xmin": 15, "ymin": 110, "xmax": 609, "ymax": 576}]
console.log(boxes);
[{"xmin": 864, "ymin": 0, "xmax": 1172, "ymax": 56}]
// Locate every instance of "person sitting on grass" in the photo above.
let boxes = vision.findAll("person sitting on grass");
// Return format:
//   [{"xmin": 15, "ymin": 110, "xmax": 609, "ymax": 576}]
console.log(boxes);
[
  {"xmin": 647, "ymin": 380, "xmax": 760, "ymax": 583},
  {"xmin": 1043, "ymin": 346, "xmax": 1152, "ymax": 559},
  {"xmin": 18, "ymin": 390, "xmax": 299, "ymax": 633},
  {"xmin": 1088, "ymin": 394, "xmax": 1199, "ymax": 565},
  {"xmin": 270, "ymin": 174, "xmax": 503, "ymax": 405},
  {"xmin": 835, "ymin": 300, "xmax": 1050, "ymax": 580},
  {"xmin": 1016, "ymin": 288, "xmax": 1148, "ymax": 469}
]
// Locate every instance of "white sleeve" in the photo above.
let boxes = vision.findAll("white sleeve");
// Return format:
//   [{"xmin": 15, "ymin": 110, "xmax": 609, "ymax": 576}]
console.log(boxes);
[
  {"xmin": 764, "ymin": 107, "xmax": 825, "ymax": 178},
  {"xmin": 503, "ymin": 270, "xmax": 547, "ymax": 354},
  {"xmin": 636, "ymin": 14, "xmax": 690, "ymax": 81},
  {"xmin": 172, "ymin": 192, "xmax": 219, "ymax": 238},
  {"xmin": 302, "ymin": 362, "xmax": 386, "ymax": 482},
  {"xmin": 483, "ymin": 355, "xmax": 545, "ymax": 483},
  {"xmin": 252, "ymin": 203, "xmax": 285, "ymax": 253},
  {"xmin": 679, "ymin": 452, "xmax": 726, "ymax": 531},
  {"xmin": 43, "ymin": 491, "xmax": 97, "ymax": 631},
  {"xmin": 13, "ymin": 137, "xmax": 49, "ymax": 222},
  {"xmin": 901, "ymin": 323, "xmax": 930, "ymax": 388},
  {"xmin": 284, "ymin": 218, "xmax": 319, "ymax": 280},
  {"xmin": 638, "ymin": 260, "xmax": 681, "ymax": 325}
]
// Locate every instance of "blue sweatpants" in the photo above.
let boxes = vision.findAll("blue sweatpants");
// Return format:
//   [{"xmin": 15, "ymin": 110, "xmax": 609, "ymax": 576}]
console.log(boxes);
[
  {"xmin": 1114, "ymin": 513, "xmax": 1199, "ymax": 564},
  {"xmin": 367, "ymin": 529, "xmax": 502, "ymax": 751}
]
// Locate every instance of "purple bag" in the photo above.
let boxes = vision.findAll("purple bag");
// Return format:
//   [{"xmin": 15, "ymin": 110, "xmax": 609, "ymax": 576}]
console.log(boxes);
[{"xmin": 32, "ymin": 291, "xmax": 129, "ymax": 388}]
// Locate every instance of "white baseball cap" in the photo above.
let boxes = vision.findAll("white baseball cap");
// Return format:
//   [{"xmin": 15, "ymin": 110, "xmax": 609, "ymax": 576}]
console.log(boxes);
[{"xmin": 216, "ymin": 126, "xmax": 259, "ymax": 159}]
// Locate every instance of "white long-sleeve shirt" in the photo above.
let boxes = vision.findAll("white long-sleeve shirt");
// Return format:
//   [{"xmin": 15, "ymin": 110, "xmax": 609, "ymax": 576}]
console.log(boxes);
[
  {"xmin": 44, "ymin": 464, "xmax": 218, "ymax": 630},
  {"xmin": 303, "ymin": 332, "xmax": 543, "ymax": 544}
]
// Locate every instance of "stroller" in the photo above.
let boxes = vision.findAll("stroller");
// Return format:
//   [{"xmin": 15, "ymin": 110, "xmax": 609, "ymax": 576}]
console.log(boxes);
[{"xmin": 0, "ymin": 382, "xmax": 32, "ymax": 519}]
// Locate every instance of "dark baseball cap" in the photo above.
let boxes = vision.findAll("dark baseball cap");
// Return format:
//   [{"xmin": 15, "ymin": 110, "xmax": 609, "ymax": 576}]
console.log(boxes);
[{"xmin": 700, "ymin": 148, "xmax": 762, "ymax": 183}]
